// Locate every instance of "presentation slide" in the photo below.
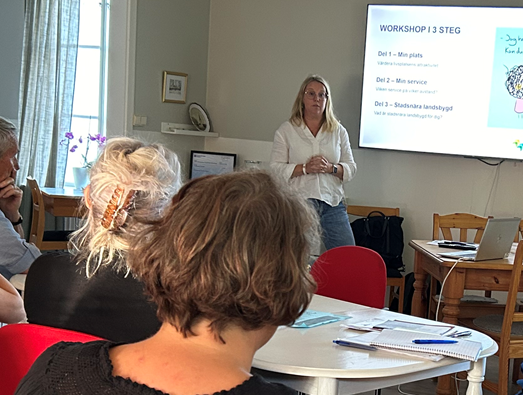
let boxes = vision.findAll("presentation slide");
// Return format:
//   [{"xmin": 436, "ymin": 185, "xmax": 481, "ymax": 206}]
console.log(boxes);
[{"xmin": 360, "ymin": 5, "xmax": 523, "ymax": 160}]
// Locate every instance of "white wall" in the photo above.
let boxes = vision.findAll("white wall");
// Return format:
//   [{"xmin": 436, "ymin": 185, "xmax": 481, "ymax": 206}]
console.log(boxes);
[
  {"xmin": 0, "ymin": 0, "xmax": 24, "ymax": 120},
  {"xmin": 205, "ymin": 0, "xmax": 523, "ymax": 272},
  {"xmin": 130, "ymin": 0, "xmax": 211, "ymax": 179}
]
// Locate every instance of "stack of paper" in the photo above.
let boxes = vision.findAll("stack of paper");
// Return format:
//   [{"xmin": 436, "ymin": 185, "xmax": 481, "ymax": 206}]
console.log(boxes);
[{"xmin": 343, "ymin": 317, "xmax": 454, "ymax": 336}]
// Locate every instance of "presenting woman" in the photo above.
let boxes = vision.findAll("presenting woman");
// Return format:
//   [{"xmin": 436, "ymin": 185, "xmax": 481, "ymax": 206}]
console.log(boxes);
[{"xmin": 270, "ymin": 74, "xmax": 357, "ymax": 251}]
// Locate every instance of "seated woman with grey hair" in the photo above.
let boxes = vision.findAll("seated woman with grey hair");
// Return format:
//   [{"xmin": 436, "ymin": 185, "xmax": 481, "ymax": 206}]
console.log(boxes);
[
  {"xmin": 23, "ymin": 137, "xmax": 182, "ymax": 343},
  {"xmin": 18, "ymin": 171, "xmax": 318, "ymax": 394}
]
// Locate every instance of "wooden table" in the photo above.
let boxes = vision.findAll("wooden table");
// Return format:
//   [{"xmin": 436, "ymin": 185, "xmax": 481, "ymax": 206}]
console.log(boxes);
[
  {"xmin": 409, "ymin": 240, "xmax": 517, "ymax": 395},
  {"xmin": 40, "ymin": 187, "xmax": 86, "ymax": 217},
  {"xmin": 409, "ymin": 239, "xmax": 518, "ymax": 325},
  {"xmin": 253, "ymin": 295, "xmax": 497, "ymax": 395}
]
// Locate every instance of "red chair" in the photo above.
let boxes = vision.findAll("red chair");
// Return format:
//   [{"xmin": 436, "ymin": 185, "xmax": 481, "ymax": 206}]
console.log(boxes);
[
  {"xmin": 310, "ymin": 246, "xmax": 387, "ymax": 308},
  {"xmin": 0, "ymin": 323, "xmax": 103, "ymax": 395}
]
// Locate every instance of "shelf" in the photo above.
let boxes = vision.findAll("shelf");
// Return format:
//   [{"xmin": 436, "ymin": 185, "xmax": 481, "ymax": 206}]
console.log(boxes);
[
  {"xmin": 160, "ymin": 129, "xmax": 219, "ymax": 137},
  {"xmin": 160, "ymin": 122, "xmax": 219, "ymax": 137}
]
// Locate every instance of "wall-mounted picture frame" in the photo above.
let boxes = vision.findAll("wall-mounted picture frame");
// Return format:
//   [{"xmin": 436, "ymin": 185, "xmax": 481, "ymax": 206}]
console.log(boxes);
[{"xmin": 162, "ymin": 71, "xmax": 188, "ymax": 103}]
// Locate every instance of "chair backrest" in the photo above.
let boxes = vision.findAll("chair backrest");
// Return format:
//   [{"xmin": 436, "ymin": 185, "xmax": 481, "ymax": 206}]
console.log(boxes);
[
  {"xmin": 346, "ymin": 205, "xmax": 400, "ymax": 218},
  {"xmin": 432, "ymin": 213, "xmax": 490, "ymax": 243},
  {"xmin": 0, "ymin": 323, "xmax": 102, "ymax": 395},
  {"xmin": 26, "ymin": 177, "xmax": 45, "ymax": 248},
  {"xmin": 500, "ymin": 241, "xmax": 523, "ymax": 349},
  {"xmin": 514, "ymin": 219, "xmax": 523, "ymax": 243},
  {"xmin": 310, "ymin": 246, "xmax": 387, "ymax": 308}
]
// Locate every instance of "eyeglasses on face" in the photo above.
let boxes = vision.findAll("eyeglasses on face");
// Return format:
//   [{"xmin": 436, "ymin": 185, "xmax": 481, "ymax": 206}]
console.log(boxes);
[{"xmin": 304, "ymin": 90, "xmax": 328, "ymax": 101}]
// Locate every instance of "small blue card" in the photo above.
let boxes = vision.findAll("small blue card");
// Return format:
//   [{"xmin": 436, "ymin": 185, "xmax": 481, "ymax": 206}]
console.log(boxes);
[{"xmin": 292, "ymin": 309, "xmax": 349, "ymax": 328}]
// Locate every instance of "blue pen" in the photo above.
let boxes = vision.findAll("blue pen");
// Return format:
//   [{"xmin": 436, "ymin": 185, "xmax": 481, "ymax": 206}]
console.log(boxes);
[
  {"xmin": 412, "ymin": 339, "xmax": 458, "ymax": 344},
  {"xmin": 333, "ymin": 340, "xmax": 377, "ymax": 351}
]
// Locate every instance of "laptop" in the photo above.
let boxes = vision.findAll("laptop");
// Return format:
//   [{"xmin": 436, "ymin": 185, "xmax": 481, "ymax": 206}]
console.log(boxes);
[{"xmin": 438, "ymin": 217, "xmax": 521, "ymax": 261}]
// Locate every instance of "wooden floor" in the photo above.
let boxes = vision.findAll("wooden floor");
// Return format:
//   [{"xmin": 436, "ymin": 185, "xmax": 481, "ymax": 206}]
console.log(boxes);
[{"xmin": 360, "ymin": 356, "xmax": 520, "ymax": 395}]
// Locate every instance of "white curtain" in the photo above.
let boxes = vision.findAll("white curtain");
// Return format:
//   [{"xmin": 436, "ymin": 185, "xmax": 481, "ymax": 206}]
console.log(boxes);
[{"xmin": 17, "ymin": 0, "xmax": 80, "ymax": 188}]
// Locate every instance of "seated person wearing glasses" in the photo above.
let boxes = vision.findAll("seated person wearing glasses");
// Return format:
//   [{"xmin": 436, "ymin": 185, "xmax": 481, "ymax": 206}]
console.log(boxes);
[
  {"xmin": 270, "ymin": 74, "xmax": 357, "ymax": 252},
  {"xmin": 0, "ymin": 117, "xmax": 41, "ymax": 280},
  {"xmin": 23, "ymin": 137, "xmax": 182, "ymax": 343},
  {"xmin": 17, "ymin": 171, "xmax": 318, "ymax": 395}
]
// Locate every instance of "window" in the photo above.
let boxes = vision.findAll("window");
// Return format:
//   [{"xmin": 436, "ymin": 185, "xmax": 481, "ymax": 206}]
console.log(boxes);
[{"xmin": 64, "ymin": 0, "xmax": 110, "ymax": 185}]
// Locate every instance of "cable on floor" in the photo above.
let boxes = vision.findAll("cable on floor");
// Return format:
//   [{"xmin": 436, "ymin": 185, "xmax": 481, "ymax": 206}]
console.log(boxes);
[
  {"xmin": 435, "ymin": 258, "xmax": 465, "ymax": 321},
  {"xmin": 396, "ymin": 384, "xmax": 416, "ymax": 395}
]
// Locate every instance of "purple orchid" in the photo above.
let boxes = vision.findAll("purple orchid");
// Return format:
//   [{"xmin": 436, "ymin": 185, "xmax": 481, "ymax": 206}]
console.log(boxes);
[{"xmin": 64, "ymin": 128, "xmax": 107, "ymax": 169}]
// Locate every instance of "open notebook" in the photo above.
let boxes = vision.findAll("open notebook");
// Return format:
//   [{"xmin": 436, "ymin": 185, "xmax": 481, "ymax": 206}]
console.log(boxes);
[
  {"xmin": 343, "ymin": 329, "xmax": 482, "ymax": 362},
  {"xmin": 368, "ymin": 329, "xmax": 482, "ymax": 362}
]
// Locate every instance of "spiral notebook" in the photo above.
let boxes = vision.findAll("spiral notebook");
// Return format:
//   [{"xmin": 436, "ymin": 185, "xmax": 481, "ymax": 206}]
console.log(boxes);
[{"xmin": 369, "ymin": 329, "xmax": 482, "ymax": 362}]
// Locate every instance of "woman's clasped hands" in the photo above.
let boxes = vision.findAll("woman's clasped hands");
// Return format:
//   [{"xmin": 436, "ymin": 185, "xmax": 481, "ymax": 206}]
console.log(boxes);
[{"xmin": 305, "ymin": 155, "xmax": 333, "ymax": 174}]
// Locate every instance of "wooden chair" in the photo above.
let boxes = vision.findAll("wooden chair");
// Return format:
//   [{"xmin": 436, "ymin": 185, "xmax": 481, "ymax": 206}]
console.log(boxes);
[
  {"xmin": 347, "ymin": 205, "xmax": 405, "ymax": 313},
  {"xmin": 513, "ymin": 219, "xmax": 523, "ymax": 243},
  {"xmin": 0, "ymin": 323, "xmax": 102, "ymax": 395},
  {"xmin": 432, "ymin": 212, "xmax": 490, "ymax": 244},
  {"xmin": 430, "ymin": 213, "xmax": 504, "ymax": 321},
  {"xmin": 26, "ymin": 177, "xmax": 70, "ymax": 250},
  {"xmin": 311, "ymin": 246, "xmax": 387, "ymax": 308},
  {"xmin": 458, "ymin": 241, "xmax": 523, "ymax": 394}
]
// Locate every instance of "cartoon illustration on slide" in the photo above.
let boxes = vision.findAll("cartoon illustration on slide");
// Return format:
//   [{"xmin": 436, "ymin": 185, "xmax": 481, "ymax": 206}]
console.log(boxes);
[
  {"xmin": 506, "ymin": 65, "xmax": 523, "ymax": 114},
  {"xmin": 487, "ymin": 27, "xmax": 523, "ymax": 130}
]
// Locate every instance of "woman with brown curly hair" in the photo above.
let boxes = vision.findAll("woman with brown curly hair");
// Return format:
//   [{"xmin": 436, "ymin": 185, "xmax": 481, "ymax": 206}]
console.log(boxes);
[{"xmin": 17, "ymin": 171, "xmax": 319, "ymax": 395}]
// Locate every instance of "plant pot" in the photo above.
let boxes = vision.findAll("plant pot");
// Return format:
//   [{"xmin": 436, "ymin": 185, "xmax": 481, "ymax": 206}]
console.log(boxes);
[{"xmin": 73, "ymin": 167, "xmax": 89, "ymax": 189}]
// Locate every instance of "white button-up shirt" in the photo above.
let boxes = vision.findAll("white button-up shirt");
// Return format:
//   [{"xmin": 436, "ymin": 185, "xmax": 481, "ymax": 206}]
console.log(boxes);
[{"xmin": 270, "ymin": 121, "xmax": 357, "ymax": 207}]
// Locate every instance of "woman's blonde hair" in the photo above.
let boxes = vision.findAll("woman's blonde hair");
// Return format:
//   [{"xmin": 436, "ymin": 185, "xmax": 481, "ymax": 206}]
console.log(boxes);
[
  {"xmin": 290, "ymin": 74, "xmax": 339, "ymax": 133},
  {"xmin": 129, "ymin": 171, "xmax": 319, "ymax": 339},
  {"xmin": 70, "ymin": 137, "xmax": 182, "ymax": 277}
]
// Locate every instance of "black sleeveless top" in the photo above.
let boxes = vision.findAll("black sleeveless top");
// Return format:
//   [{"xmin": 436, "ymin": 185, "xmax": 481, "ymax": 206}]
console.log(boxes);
[{"xmin": 24, "ymin": 252, "xmax": 161, "ymax": 343}]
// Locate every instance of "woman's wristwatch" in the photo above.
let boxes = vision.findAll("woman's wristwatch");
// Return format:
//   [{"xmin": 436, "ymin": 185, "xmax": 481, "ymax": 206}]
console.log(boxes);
[{"xmin": 331, "ymin": 164, "xmax": 338, "ymax": 174}]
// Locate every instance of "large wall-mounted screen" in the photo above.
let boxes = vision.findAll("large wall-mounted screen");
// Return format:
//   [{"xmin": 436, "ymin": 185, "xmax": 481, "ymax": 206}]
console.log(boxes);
[{"xmin": 360, "ymin": 5, "xmax": 523, "ymax": 160}]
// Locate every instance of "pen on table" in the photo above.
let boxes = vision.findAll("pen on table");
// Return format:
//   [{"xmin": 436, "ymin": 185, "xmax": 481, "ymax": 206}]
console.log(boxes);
[
  {"xmin": 333, "ymin": 340, "xmax": 377, "ymax": 351},
  {"xmin": 412, "ymin": 339, "xmax": 458, "ymax": 344}
]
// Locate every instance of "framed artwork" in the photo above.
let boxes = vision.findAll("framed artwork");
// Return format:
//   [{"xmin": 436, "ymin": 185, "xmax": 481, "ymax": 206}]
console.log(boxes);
[{"xmin": 162, "ymin": 71, "xmax": 188, "ymax": 103}]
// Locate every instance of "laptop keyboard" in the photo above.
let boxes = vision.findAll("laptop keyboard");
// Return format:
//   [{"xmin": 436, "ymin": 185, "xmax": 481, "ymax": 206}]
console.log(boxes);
[{"xmin": 457, "ymin": 251, "xmax": 477, "ymax": 257}]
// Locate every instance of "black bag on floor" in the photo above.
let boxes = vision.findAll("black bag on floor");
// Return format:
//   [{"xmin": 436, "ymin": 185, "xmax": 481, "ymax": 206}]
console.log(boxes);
[{"xmin": 351, "ymin": 211, "xmax": 405, "ymax": 275}]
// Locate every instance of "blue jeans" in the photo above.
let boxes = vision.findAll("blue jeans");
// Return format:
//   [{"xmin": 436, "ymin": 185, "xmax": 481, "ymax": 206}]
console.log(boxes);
[{"xmin": 309, "ymin": 199, "xmax": 355, "ymax": 251}]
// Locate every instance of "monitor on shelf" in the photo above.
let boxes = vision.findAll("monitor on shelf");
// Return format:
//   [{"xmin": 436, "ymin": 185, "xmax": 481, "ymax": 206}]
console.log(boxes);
[
  {"xmin": 359, "ymin": 4, "xmax": 523, "ymax": 161},
  {"xmin": 190, "ymin": 150, "xmax": 237, "ymax": 179}
]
